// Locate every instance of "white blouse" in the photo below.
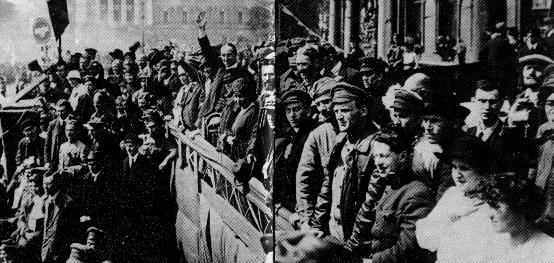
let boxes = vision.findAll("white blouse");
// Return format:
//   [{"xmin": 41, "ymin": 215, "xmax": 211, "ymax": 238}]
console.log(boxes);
[{"xmin": 416, "ymin": 187, "xmax": 498, "ymax": 263}]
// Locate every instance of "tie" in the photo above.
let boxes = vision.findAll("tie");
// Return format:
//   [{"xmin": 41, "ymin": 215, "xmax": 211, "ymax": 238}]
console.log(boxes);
[{"xmin": 45, "ymin": 197, "xmax": 54, "ymax": 225}]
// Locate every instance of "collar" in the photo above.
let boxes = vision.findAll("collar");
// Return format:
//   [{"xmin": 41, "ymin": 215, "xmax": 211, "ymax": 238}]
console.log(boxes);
[
  {"xmin": 331, "ymin": 61, "xmax": 342, "ymax": 76},
  {"xmin": 226, "ymin": 63, "xmax": 238, "ymax": 70},
  {"xmin": 91, "ymin": 170, "xmax": 101, "ymax": 179},
  {"xmin": 334, "ymin": 130, "xmax": 374, "ymax": 154},
  {"xmin": 479, "ymin": 118, "xmax": 499, "ymax": 129},
  {"xmin": 549, "ymin": 30, "xmax": 554, "ymax": 38}
]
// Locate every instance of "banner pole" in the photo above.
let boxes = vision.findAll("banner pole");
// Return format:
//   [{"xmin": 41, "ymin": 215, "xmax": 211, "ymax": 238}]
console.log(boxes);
[{"xmin": 58, "ymin": 37, "xmax": 62, "ymax": 62}]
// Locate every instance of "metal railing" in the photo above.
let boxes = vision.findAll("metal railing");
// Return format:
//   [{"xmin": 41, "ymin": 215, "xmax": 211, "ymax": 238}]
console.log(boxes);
[{"xmin": 168, "ymin": 124, "xmax": 293, "ymax": 262}]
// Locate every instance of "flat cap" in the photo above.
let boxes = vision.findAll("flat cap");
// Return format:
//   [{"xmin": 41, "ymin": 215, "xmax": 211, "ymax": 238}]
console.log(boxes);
[
  {"xmin": 84, "ymin": 117, "xmax": 105, "ymax": 130},
  {"xmin": 359, "ymin": 57, "xmax": 388, "ymax": 73},
  {"xmin": 54, "ymin": 99, "xmax": 72, "ymax": 110},
  {"xmin": 519, "ymin": 54, "xmax": 554, "ymax": 66},
  {"xmin": 331, "ymin": 82, "xmax": 369, "ymax": 104},
  {"xmin": 84, "ymin": 48, "xmax": 97, "ymax": 58},
  {"xmin": 312, "ymin": 77, "xmax": 338, "ymax": 101},
  {"xmin": 280, "ymin": 88, "xmax": 311, "ymax": 106},
  {"xmin": 391, "ymin": 89, "xmax": 424, "ymax": 111},
  {"xmin": 67, "ymin": 70, "xmax": 81, "ymax": 80}
]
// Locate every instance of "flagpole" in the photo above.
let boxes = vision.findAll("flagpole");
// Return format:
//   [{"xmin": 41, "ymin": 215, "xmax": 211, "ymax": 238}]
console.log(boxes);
[{"xmin": 58, "ymin": 37, "xmax": 62, "ymax": 63}]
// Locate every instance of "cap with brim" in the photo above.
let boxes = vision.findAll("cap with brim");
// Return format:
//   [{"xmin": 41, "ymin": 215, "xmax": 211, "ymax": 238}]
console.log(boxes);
[
  {"xmin": 312, "ymin": 77, "xmax": 337, "ymax": 101},
  {"xmin": 331, "ymin": 82, "xmax": 369, "ymax": 104},
  {"xmin": 123, "ymin": 134, "xmax": 142, "ymax": 144},
  {"xmin": 87, "ymin": 226, "xmax": 106, "ymax": 237},
  {"xmin": 84, "ymin": 117, "xmax": 105, "ymax": 130},
  {"xmin": 67, "ymin": 70, "xmax": 81, "ymax": 80},
  {"xmin": 391, "ymin": 89, "xmax": 423, "ymax": 111},
  {"xmin": 359, "ymin": 57, "xmax": 388, "ymax": 73},
  {"xmin": 281, "ymin": 89, "xmax": 311, "ymax": 106},
  {"xmin": 85, "ymin": 150, "xmax": 103, "ymax": 162},
  {"xmin": 435, "ymin": 136, "xmax": 493, "ymax": 172},
  {"xmin": 519, "ymin": 54, "xmax": 554, "ymax": 66},
  {"xmin": 55, "ymin": 99, "xmax": 72, "ymax": 110}
]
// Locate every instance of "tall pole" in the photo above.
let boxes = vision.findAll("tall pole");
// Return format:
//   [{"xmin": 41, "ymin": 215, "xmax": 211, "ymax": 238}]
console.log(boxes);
[
  {"xmin": 58, "ymin": 37, "xmax": 62, "ymax": 62},
  {"xmin": 344, "ymin": 0, "xmax": 353, "ymax": 53}
]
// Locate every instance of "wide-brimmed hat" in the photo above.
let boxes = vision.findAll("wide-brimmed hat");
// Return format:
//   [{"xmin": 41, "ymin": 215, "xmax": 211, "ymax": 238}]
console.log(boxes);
[{"xmin": 435, "ymin": 136, "xmax": 493, "ymax": 173}]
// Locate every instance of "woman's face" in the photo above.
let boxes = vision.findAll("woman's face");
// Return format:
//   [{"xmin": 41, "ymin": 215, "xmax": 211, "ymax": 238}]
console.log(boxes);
[
  {"xmin": 451, "ymin": 159, "xmax": 484, "ymax": 193},
  {"xmin": 544, "ymin": 93, "xmax": 554, "ymax": 122},
  {"xmin": 486, "ymin": 202, "xmax": 517, "ymax": 233}
]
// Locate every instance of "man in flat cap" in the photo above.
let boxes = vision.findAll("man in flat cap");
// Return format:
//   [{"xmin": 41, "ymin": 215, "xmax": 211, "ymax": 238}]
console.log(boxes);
[
  {"xmin": 42, "ymin": 170, "xmax": 80, "ymax": 263},
  {"xmin": 274, "ymin": 89, "xmax": 317, "ymax": 212},
  {"xmin": 310, "ymin": 82, "xmax": 378, "ymax": 243},
  {"xmin": 320, "ymin": 43, "xmax": 360, "ymax": 86},
  {"xmin": 16, "ymin": 120, "xmax": 44, "ymax": 167},
  {"xmin": 294, "ymin": 78, "xmax": 340, "ymax": 229},
  {"xmin": 359, "ymin": 56, "xmax": 392, "ymax": 127},
  {"xmin": 542, "ymin": 17, "xmax": 554, "ymax": 58},
  {"xmin": 514, "ymin": 54, "xmax": 554, "ymax": 105},
  {"xmin": 389, "ymin": 88, "xmax": 424, "ymax": 142},
  {"xmin": 74, "ymin": 150, "xmax": 119, "ymax": 235},
  {"xmin": 80, "ymin": 48, "xmax": 97, "ymax": 72}
]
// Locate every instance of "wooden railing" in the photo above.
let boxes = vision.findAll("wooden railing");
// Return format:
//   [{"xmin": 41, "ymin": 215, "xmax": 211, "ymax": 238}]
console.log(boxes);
[{"xmin": 168, "ymin": 124, "xmax": 293, "ymax": 262}]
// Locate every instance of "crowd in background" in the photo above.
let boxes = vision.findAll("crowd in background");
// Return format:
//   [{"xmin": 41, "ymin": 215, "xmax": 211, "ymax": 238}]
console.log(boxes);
[
  {"xmin": 271, "ymin": 19, "xmax": 554, "ymax": 263},
  {"xmin": 0, "ymin": 13, "xmax": 275, "ymax": 263}
]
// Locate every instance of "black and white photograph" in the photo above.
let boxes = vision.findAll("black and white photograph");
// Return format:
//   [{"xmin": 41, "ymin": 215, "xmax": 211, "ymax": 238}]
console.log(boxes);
[{"xmin": 2, "ymin": 0, "xmax": 554, "ymax": 262}]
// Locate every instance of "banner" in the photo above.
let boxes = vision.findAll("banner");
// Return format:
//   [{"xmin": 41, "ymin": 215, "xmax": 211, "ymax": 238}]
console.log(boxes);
[
  {"xmin": 47, "ymin": 0, "xmax": 69, "ymax": 40},
  {"xmin": 27, "ymin": 0, "xmax": 58, "ymax": 69}
]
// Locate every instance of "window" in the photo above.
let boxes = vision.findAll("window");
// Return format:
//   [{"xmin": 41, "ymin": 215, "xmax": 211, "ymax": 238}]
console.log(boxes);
[
  {"xmin": 86, "ymin": 1, "xmax": 95, "ymax": 20},
  {"xmin": 113, "ymin": 0, "xmax": 121, "ymax": 22},
  {"xmin": 182, "ymin": 11, "xmax": 187, "ymax": 23},
  {"xmin": 163, "ymin": 11, "xmax": 168, "ymax": 23},
  {"xmin": 140, "ymin": 1, "xmax": 146, "ymax": 21},
  {"xmin": 219, "ymin": 10, "xmax": 225, "ymax": 24},
  {"xmin": 126, "ymin": 0, "xmax": 134, "ymax": 22},
  {"xmin": 100, "ymin": 0, "xmax": 108, "ymax": 21},
  {"xmin": 238, "ymin": 12, "xmax": 242, "ymax": 24}
]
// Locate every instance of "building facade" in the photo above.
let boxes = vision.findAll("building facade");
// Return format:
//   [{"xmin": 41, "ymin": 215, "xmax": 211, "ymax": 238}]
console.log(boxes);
[{"xmin": 71, "ymin": 0, "xmax": 256, "ymax": 54}]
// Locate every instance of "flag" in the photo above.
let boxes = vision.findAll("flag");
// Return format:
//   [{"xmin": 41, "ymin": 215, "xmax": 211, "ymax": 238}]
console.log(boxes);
[{"xmin": 47, "ymin": 0, "xmax": 69, "ymax": 41}]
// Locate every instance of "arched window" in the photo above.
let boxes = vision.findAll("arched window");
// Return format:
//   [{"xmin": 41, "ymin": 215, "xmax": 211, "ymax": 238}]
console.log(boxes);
[
  {"xmin": 163, "ymin": 11, "xmax": 169, "ymax": 23},
  {"xmin": 182, "ymin": 11, "xmax": 187, "ymax": 23},
  {"xmin": 220, "ymin": 10, "xmax": 225, "ymax": 24},
  {"xmin": 238, "ymin": 12, "xmax": 243, "ymax": 24}
]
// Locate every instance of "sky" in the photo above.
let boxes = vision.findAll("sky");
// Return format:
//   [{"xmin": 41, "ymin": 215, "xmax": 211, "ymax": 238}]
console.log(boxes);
[{"xmin": 0, "ymin": 0, "xmax": 59, "ymax": 64}]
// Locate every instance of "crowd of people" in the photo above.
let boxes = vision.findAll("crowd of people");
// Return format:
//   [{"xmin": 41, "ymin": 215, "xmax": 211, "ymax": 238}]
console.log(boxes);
[
  {"xmin": 0, "ymin": 13, "xmax": 276, "ymax": 263},
  {"xmin": 272, "ymin": 19, "xmax": 554, "ymax": 263},
  {"xmin": 5, "ymin": 9, "xmax": 554, "ymax": 263}
]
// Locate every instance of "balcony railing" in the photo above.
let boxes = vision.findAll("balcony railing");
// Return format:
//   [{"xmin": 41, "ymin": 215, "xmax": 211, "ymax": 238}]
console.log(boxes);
[{"xmin": 168, "ymin": 124, "xmax": 293, "ymax": 262}]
